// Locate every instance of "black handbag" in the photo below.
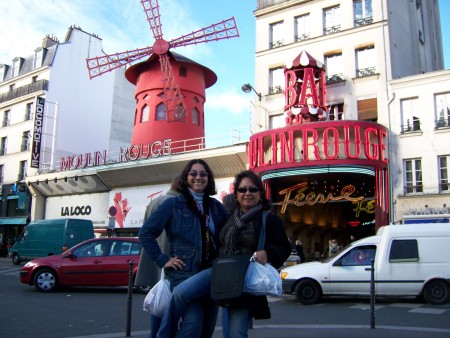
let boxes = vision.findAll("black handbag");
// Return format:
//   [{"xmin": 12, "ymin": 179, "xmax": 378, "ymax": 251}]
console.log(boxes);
[
  {"xmin": 210, "ymin": 254, "xmax": 252, "ymax": 301},
  {"xmin": 210, "ymin": 211, "xmax": 268, "ymax": 302}
]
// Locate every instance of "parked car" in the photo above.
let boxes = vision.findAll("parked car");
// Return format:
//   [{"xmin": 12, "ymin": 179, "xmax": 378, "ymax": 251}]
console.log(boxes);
[
  {"xmin": 20, "ymin": 237, "xmax": 147, "ymax": 293},
  {"xmin": 280, "ymin": 223, "xmax": 450, "ymax": 305},
  {"xmin": 280, "ymin": 250, "xmax": 301, "ymax": 270}
]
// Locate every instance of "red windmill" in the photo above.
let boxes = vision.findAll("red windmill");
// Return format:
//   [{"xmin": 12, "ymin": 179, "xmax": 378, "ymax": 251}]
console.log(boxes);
[{"xmin": 86, "ymin": 0, "xmax": 239, "ymax": 154}]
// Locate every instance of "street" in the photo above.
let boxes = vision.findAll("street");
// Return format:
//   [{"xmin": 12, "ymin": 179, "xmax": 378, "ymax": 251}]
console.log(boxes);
[{"xmin": 1, "ymin": 258, "xmax": 449, "ymax": 338}]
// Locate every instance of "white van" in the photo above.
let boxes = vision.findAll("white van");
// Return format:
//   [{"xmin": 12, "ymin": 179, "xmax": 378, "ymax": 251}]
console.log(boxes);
[{"xmin": 280, "ymin": 223, "xmax": 450, "ymax": 305}]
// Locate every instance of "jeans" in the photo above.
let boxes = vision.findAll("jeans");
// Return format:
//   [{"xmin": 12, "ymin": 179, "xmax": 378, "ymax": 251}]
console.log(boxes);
[
  {"xmin": 226, "ymin": 307, "xmax": 251, "ymax": 338},
  {"xmin": 157, "ymin": 268, "xmax": 217, "ymax": 338},
  {"xmin": 149, "ymin": 315, "xmax": 162, "ymax": 338}
]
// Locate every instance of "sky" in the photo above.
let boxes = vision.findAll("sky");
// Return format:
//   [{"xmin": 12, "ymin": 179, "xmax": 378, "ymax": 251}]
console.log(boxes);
[{"xmin": 0, "ymin": 0, "xmax": 449, "ymax": 145}]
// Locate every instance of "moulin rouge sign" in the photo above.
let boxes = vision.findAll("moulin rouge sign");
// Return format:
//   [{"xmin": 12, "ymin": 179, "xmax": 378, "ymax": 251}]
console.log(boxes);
[{"xmin": 249, "ymin": 51, "xmax": 388, "ymax": 171}]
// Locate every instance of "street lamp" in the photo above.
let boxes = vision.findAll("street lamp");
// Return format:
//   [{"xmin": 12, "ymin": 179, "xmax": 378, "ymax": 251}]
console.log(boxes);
[{"xmin": 241, "ymin": 83, "xmax": 261, "ymax": 101}]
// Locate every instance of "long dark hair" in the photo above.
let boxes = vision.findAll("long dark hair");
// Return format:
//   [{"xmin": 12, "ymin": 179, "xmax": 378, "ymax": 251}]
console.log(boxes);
[
  {"xmin": 176, "ymin": 159, "xmax": 217, "ymax": 196},
  {"xmin": 233, "ymin": 170, "xmax": 271, "ymax": 210}
]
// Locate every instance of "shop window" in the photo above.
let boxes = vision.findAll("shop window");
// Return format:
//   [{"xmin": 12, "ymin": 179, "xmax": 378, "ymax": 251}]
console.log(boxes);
[
  {"xmin": 323, "ymin": 6, "xmax": 341, "ymax": 35},
  {"xmin": 295, "ymin": 14, "xmax": 310, "ymax": 42},
  {"xmin": 357, "ymin": 98, "xmax": 377, "ymax": 121},
  {"xmin": 404, "ymin": 159, "xmax": 423, "ymax": 194},
  {"xmin": 270, "ymin": 21, "xmax": 284, "ymax": 49}
]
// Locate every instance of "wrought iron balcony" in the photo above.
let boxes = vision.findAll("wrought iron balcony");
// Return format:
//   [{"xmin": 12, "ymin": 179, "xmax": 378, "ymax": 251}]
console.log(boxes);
[
  {"xmin": 326, "ymin": 74, "xmax": 344, "ymax": 84},
  {"xmin": 356, "ymin": 67, "xmax": 376, "ymax": 78},
  {"xmin": 0, "ymin": 79, "xmax": 49, "ymax": 104},
  {"xmin": 354, "ymin": 16, "xmax": 373, "ymax": 28},
  {"xmin": 269, "ymin": 39, "xmax": 284, "ymax": 49},
  {"xmin": 324, "ymin": 25, "xmax": 341, "ymax": 35}
]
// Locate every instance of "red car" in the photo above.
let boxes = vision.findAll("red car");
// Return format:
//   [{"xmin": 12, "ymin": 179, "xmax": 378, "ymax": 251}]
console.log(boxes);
[{"xmin": 20, "ymin": 237, "xmax": 147, "ymax": 293}]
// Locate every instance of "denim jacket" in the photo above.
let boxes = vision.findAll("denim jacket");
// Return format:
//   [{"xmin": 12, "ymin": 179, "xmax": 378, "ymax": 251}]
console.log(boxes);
[{"xmin": 139, "ymin": 193, "xmax": 228, "ymax": 287}]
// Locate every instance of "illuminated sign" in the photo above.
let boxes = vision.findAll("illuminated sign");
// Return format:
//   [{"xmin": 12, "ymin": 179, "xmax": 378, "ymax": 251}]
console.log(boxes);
[{"xmin": 31, "ymin": 97, "xmax": 45, "ymax": 168}]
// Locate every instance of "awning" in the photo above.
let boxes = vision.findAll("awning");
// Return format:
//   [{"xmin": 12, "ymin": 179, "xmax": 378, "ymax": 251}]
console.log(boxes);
[{"xmin": 0, "ymin": 217, "xmax": 30, "ymax": 225}]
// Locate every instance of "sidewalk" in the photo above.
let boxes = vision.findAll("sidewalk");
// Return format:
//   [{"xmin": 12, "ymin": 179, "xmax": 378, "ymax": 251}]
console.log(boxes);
[{"xmin": 68, "ymin": 324, "xmax": 450, "ymax": 338}]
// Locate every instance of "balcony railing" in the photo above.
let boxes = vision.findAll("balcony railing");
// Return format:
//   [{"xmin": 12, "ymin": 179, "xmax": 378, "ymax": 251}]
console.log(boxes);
[
  {"xmin": 354, "ymin": 16, "xmax": 373, "ymax": 27},
  {"xmin": 401, "ymin": 119, "xmax": 421, "ymax": 133},
  {"xmin": 404, "ymin": 184, "xmax": 423, "ymax": 194},
  {"xmin": 295, "ymin": 33, "xmax": 310, "ymax": 42},
  {"xmin": 435, "ymin": 117, "xmax": 450, "ymax": 129},
  {"xmin": 0, "ymin": 79, "xmax": 49, "ymax": 104},
  {"xmin": 269, "ymin": 39, "xmax": 284, "ymax": 49},
  {"xmin": 257, "ymin": 0, "xmax": 288, "ymax": 10},
  {"xmin": 269, "ymin": 86, "xmax": 283, "ymax": 95},
  {"xmin": 324, "ymin": 25, "xmax": 341, "ymax": 35},
  {"xmin": 326, "ymin": 74, "xmax": 345, "ymax": 84},
  {"xmin": 356, "ymin": 67, "xmax": 376, "ymax": 78}
]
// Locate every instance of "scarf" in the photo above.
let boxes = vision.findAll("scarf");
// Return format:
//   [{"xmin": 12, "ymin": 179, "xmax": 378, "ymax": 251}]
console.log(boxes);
[
  {"xmin": 183, "ymin": 189, "xmax": 212, "ymax": 267},
  {"xmin": 222, "ymin": 203, "xmax": 263, "ymax": 255}
]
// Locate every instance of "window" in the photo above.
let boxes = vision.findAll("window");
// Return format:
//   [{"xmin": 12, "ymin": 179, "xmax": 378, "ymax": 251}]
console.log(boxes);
[
  {"xmin": 9, "ymin": 84, "xmax": 15, "ymax": 92},
  {"xmin": 356, "ymin": 45, "xmax": 376, "ymax": 77},
  {"xmin": 32, "ymin": 76, "xmax": 38, "ymax": 83},
  {"xmin": 174, "ymin": 104, "xmax": 185, "ymax": 120},
  {"xmin": 0, "ymin": 66, "xmax": 6, "ymax": 82},
  {"xmin": 141, "ymin": 105, "xmax": 150, "ymax": 122},
  {"xmin": 270, "ymin": 21, "xmax": 284, "ymax": 49},
  {"xmin": 33, "ymin": 49, "xmax": 44, "ymax": 69},
  {"xmin": 328, "ymin": 103, "xmax": 344, "ymax": 120},
  {"xmin": 18, "ymin": 160, "xmax": 27, "ymax": 181},
  {"xmin": 155, "ymin": 103, "xmax": 167, "ymax": 121},
  {"xmin": 12, "ymin": 59, "xmax": 20, "ymax": 77},
  {"xmin": 0, "ymin": 164, "xmax": 3, "ymax": 184},
  {"xmin": 435, "ymin": 92, "xmax": 450, "ymax": 128},
  {"xmin": 192, "ymin": 107, "xmax": 199, "ymax": 125},
  {"xmin": 357, "ymin": 98, "xmax": 377, "ymax": 121},
  {"xmin": 323, "ymin": 6, "xmax": 341, "ymax": 34},
  {"xmin": 179, "ymin": 67, "xmax": 187, "ymax": 77},
  {"xmin": 269, "ymin": 114, "xmax": 286, "ymax": 129},
  {"xmin": 404, "ymin": 159, "xmax": 423, "ymax": 194},
  {"xmin": 340, "ymin": 245, "xmax": 376, "ymax": 266},
  {"xmin": 21, "ymin": 131, "xmax": 30, "ymax": 151},
  {"xmin": 389, "ymin": 240, "xmax": 419, "ymax": 262},
  {"xmin": 325, "ymin": 53, "xmax": 343, "ymax": 83},
  {"xmin": 439, "ymin": 155, "xmax": 450, "ymax": 192},
  {"xmin": 0, "ymin": 137, "xmax": 6, "ymax": 155},
  {"xmin": 416, "ymin": 0, "xmax": 425, "ymax": 43},
  {"xmin": 25, "ymin": 103, "xmax": 33, "ymax": 121},
  {"xmin": 401, "ymin": 98, "xmax": 421, "ymax": 132},
  {"xmin": 269, "ymin": 67, "xmax": 284, "ymax": 95},
  {"xmin": 295, "ymin": 14, "xmax": 310, "ymax": 41},
  {"xmin": 354, "ymin": 0, "xmax": 373, "ymax": 27},
  {"xmin": 2, "ymin": 110, "xmax": 10, "ymax": 127}
]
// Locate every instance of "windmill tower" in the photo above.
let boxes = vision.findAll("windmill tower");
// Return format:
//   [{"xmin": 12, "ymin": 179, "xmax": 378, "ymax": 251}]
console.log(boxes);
[{"xmin": 86, "ymin": 0, "xmax": 239, "ymax": 153}]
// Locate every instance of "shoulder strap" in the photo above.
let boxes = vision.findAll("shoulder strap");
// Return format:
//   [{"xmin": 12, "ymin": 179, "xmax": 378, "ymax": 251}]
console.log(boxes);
[{"xmin": 257, "ymin": 211, "xmax": 268, "ymax": 250}]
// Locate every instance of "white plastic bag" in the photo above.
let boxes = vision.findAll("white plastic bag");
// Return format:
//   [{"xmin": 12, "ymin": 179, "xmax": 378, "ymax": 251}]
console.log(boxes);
[
  {"xmin": 243, "ymin": 260, "xmax": 282, "ymax": 297},
  {"xmin": 143, "ymin": 275, "xmax": 171, "ymax": 317}
]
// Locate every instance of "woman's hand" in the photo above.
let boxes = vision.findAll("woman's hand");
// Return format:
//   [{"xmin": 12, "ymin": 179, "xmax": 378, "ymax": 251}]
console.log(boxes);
[
  {"xmin": 253, "ymin": 250, "xmax": 268, "ymax": 264},
  {"xmin": 164, "ymin": 256, "xmax": 185, "ymax": 270}
]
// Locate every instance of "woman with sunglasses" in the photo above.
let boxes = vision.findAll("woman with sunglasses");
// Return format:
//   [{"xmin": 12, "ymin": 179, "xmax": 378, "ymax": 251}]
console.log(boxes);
[
  {"xmin": 220, "ymin": 170, "xmax": 291, "ymax": 338},
  {"xmin": 139, "ymin": 159, "xmax": 228, "ymax": 338}
]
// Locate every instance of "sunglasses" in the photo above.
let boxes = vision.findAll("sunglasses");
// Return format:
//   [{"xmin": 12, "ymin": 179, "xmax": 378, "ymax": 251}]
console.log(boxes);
[
  {"xmin": 188, "ymin": 171, "xmax": 209, "ymax": 178},
  {"xmin": 237, "ymin": 187, "xmax": 259, "ymax": 194}
]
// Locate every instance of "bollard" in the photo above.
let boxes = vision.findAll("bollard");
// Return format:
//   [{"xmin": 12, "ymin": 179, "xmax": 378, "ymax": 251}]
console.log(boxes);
[
  {"xmin": 125, "ymin": 260, "xmax": 135, "ymax": 337},
  {"xmin": 365, "ymin": 259, "xmax": 376, "ymax": 329}
]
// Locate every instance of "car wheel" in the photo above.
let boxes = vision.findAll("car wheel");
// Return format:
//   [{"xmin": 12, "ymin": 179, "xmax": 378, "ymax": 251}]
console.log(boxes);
[
  {"xmin": 295, "ymin": 279, "xmax": 321, "ymax": 305},
  {"xmin": 422, "ymin": 279, "xmax": 450, "ymax": 305},
  {"xmin": 12, "ymin": 253, "xmax": 21, "ymax": 265},
  {"xmin": 34, "ymin": 269, "xmax": 58, "ymax": 292}
]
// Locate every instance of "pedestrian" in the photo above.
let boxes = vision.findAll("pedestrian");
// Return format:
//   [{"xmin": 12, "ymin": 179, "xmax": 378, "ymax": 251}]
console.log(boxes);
[
  {"xmin": 135, "ymin": 177, "xmax": 181, "ymax": 338},
  {"xmin": 295, "ymin": 240, "xmax": 306, "ymax": 263},
  {"xmin": 139, "ymin": 159, "xmax": 228, "ymax": 338},
  {"xmin": 219, "ymin": 170, "xmax": 291, "ymax": 337},
  {"xmin": 322, "ymin": 238, "xmax": 341, "ymax": 258}
]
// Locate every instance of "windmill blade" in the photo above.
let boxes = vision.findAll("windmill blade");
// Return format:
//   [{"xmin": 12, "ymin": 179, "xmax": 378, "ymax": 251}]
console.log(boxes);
[
  {"xmin": 140, "ymin": 0, "xmax": 163, "ymax": 40},
  {"xmin": 169, "ymin": 17, "xmax": 239, "ymax": 49},
  {"xmin": 158, "ymin": 53, "xmax": 187, "ymax": 122},
  {"xmin": 86, "ymin": 46, "xmax": 153, "ymax": 79}
]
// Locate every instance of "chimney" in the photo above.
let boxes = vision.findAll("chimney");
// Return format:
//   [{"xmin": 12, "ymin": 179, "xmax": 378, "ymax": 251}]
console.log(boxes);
[{"xmin": 42, "ymin": 34, "xmax": 59, "ymax": 48}]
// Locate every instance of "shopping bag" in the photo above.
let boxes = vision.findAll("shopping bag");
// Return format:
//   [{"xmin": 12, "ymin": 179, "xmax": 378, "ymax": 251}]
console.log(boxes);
[
  {"xmin": 243, "ymin": 259, "xmax": 282, "ymax": 297},
  {"xmin": 143, "ymin": 275, "xmax": 171, "ymax": 317}
]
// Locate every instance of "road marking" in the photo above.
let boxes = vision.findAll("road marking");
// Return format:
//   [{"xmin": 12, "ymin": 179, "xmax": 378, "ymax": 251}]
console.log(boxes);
[{"xmin": 409, "ymin": 308, "xmax": 448, "ymax": 314}]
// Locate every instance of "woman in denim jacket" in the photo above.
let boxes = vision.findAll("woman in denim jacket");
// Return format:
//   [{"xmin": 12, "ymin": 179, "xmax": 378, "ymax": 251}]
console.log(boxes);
[{"xmin": 139, "ymin": 159, "xmax": 228, "ymax": 338}]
